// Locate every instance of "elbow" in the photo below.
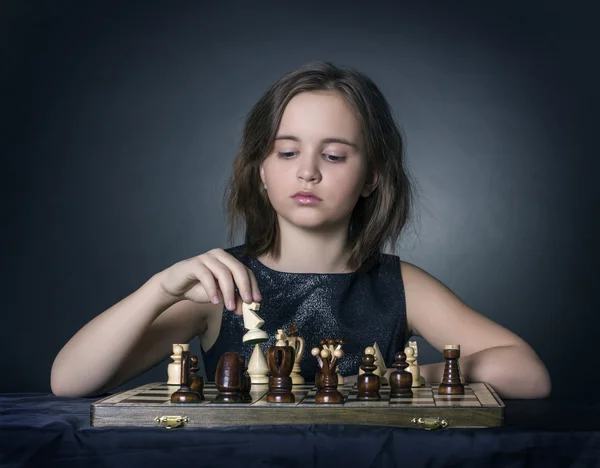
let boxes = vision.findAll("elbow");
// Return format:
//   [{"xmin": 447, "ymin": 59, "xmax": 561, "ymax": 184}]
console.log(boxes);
[{"xmin": 531, "ymin": 365, "xmax": 552, "ymax": 399}]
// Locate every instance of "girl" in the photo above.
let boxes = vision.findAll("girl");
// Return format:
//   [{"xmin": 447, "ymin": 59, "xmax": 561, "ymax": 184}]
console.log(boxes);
[{"xmin": 50, "ymin": 62, "xmax": 551, "ymax": 399}]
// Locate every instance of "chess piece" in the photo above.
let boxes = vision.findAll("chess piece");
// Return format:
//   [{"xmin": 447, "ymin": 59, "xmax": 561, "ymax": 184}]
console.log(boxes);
[
  {"xmin": 241, "ymin": 357, "xmax": 253, "ymax": 402},
  {"xmin": 243, "ymin": 302, "xmax": 270, "ymax": 386},
  {"xmin": 438, "ymin": 345, "xmax": 465, "ymax": 395},
  {"xmin": 404, "ymin": 346, "xmax": 421, "ymax": 388},
  {"xmin": 389, "ymin": 351, "xmax": 413, "ymax": 398},
  {"xmin": 214, "ymin": 352, "xmax": 247, "ymax": 403},
  {"xmin": 312, "ymin": 339, "xmax": 345, "ymax": 404},
  {"xmin": 408, "ymin": 340, "xmax": 427, "ymax": 386},
  {"xmin": 189, "ymin": 354, "xmax": 205, "ymax": 399},
  {"xmin": 322, "ymin": 338, "xmax": 345, "ymax": 385},
  {"xmin": 170, "ymin": 350, "xmax": 203, "ymax": 403},
  {"xmin": 373, "ymin": 343, "xmax": 388, "ymax": 385},
  {"xmin": 287, "ymin": 323, "xmax": 305, "ymax": 384},
  {"xmin": 248, "ymin": 344, "xmax": 269, "ymax": 385},
  {"xmin": 266, "ymin": 331, "xmax": 295, "ymax": 403},
  {"xmin": 167, "ymin": 343, "xmax": 190, "ymax": 385},
  {"xmin": 357, "ymin": 353, "xmax": 381, "ymax": 401},
  {"xmin": 242, "ymin": 302, "xmax": 269, "ymax": 344}
]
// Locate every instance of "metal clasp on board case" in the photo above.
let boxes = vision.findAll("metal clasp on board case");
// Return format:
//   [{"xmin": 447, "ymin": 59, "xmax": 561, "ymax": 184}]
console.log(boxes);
[
  {"xmin": 411, "ymin": 417, "xmax": 448, "ymax": 430},
  {"xmin": 154, "ymin": 415, "xmax": 189, "ymax": 429}
]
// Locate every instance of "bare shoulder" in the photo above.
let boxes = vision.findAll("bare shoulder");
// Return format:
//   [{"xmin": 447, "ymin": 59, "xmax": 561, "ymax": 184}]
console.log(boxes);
[{"xmin": 400, "ymin": 261, "xmax": 527, "ymax": 356}]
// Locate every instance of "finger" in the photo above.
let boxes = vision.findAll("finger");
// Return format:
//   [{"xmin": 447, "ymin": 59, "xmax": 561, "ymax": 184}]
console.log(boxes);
[
  {"xmin": 190, "ymin": 262, "xmax": 221, "ymax": 304},
  {"xmin": 202, "ymin": 256, "xmax": 237, "ymax": 311},
  {"xmin": 247, "ymin": 268, "xmax": 262, "ymax": 302},
  {"xmin": 233, "ymin": 295, "xmax": 244, "ymax": 316},
  {"xmin": 211, "ymin": 252, "xmax": 255, "ymax": 303}
]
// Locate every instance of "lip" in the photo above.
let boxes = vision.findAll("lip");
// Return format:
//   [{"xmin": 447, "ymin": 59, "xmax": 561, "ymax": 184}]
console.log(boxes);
[{"xmin": 291, "ymin": 191, "xmax": 322, "ymax": 200}]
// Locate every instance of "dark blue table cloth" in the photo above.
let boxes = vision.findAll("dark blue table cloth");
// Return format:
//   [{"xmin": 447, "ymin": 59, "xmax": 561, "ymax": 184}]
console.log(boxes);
[{"xmin": 1, "ymin": 393, "xmax": 599, "ymax": 467}]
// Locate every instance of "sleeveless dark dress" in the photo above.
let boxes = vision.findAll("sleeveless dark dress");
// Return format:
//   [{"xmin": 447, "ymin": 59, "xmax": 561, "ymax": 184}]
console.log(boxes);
[{"xmin": 201, "ymin": 245, "xmax": 409, "ymax": 382}]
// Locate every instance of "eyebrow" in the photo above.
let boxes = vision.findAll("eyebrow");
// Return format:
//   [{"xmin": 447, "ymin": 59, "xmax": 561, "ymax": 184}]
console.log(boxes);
[{"xmin": 274, "ymin": 135, "xmax": 358, "ymax": 149}]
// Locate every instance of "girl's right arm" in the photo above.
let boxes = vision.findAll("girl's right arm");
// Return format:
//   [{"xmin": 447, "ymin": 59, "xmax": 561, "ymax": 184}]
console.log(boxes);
[{"xmin": 50, "ymin": 249, "xmax": 261, "ymax": 398}]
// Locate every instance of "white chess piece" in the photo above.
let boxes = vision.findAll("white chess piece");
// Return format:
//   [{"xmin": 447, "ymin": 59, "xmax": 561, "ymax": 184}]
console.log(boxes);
[
  {"xmin": 248, "ymin": 344, "xmax": 269, "ymax": 384},
  {"xmin": 242, "ymin": 302, "xmax": 269, "ymax": 385},
  {"xmin": 287, "ymin": 330, "xmax": 305, "ymax": 385},
  {"xmin": 373, "ymin": 342, "xmax": 388, "ymax": 385},
  {"xmin": 404, "ymin": 346, "xmax": 421, "ymax": 387},
  {"xmin": 167, "ymin": 343, "xmax": 190, "ymax": 385},
  {"xmin": 408, "ymin": 341, "xmax": 427, "ymax": 386},
  {"xmin": 242, "ymin": 302, "xmax": 269, "ymax": 344}
]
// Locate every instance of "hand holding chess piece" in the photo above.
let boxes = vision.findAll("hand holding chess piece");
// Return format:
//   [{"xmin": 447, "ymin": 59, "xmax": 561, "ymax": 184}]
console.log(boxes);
[
  {"xmin": 242, "ymin": 302, "xmax": 269, "ymax": 385},
  {"xmin": 312, "ymin": 339, "xmax": 345, "ymax": 404},
  {"xmin": 438, "ymin": 344, "xmax": 465, "ymax": 395}
]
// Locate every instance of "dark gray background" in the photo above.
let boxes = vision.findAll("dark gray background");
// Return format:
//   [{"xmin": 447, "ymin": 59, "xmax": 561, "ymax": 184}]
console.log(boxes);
[{"xmin": 3, "ymin": 1, "xmax": 598, "ymax": 398}]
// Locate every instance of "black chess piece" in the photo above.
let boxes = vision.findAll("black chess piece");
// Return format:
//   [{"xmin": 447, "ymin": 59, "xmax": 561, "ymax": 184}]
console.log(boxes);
[
  {"xmin": 357, "ymin": 353, "xmax": 381, "ymax": 401},
  {"xmin": 313, "ymin": 340, "xmax": 345, "ymax": 404},
  {"xmin": 389, "ymin": 351, "xmax": 413, "ymax": 398},
  {"xmin": 170, "ymin": 351, "xmax": 203, "ymax": 403},
  {"xmin": 266, "ymin": 341, "xmax": 295, "ymax": 403},
  {"xmin": 438, "ymin": 345, "xmax": 465, "ymax": 395},
  {"xmin": 189, "ymin": 355, "xmax": 205, "ymax": 399},
  {"xmin": 214, "ymin": 352, "xmax": 247, "ymax": 403},
  {"xmin": 241, "ymin": 357, "xmax": 252, "ymax": 402}
]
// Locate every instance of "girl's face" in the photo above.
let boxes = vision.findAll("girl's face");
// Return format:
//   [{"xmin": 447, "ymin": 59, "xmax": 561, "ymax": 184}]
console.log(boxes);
[{"xmin": 260, "ymin": 91, "xmax": 377, "ymax": 232}]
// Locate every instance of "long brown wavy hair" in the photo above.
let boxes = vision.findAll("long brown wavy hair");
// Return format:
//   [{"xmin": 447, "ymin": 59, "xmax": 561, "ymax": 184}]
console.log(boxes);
[{"xmin": 225, "ymin": 61, "xmax": 415, "ymax": 271}]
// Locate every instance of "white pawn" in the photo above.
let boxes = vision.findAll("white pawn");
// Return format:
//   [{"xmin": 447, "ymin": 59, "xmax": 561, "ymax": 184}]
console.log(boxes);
[
  {"xmin": 167, "ymin": 343, "xmax": 189, "ymax": 385},
  {"xmin": 404, "ymin": 346, "xmax": 421, "ymax": 388}
]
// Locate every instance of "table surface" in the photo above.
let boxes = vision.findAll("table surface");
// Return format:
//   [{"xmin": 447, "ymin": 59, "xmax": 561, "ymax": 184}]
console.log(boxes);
[{"xmin": 1, "ymin": 392, "xmax": 600, "ymax": 468}]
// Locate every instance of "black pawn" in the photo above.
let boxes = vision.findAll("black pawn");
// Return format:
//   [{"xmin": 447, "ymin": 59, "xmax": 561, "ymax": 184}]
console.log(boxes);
[
  {"xmin": 189, "ymin": 355, "xmax": 205, "ymax": 400},
  {"xmin": 389, "ymin": 351, "xmax": 413, "ymax": 398},
  {"xmin": 357, "ymin": 354, "xmax": 381, "ymax": 401}
]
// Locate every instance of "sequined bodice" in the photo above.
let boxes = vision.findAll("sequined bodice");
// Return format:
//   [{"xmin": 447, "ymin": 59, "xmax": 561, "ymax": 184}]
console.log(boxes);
[{"xmin": 201, "ymin": 245, "xmax": 408, "ymax": 382}]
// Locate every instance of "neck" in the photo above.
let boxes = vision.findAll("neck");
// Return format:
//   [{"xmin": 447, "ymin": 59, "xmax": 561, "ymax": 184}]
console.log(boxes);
[{"xmin": 259, "ymin": 217, "xmax": 353, "ymax": 274}]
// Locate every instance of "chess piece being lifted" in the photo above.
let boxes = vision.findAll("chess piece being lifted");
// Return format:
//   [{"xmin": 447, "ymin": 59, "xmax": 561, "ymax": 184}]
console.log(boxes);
[
  {"xmin": 357, "ymin": 352, "xmax": 381, "ymax": 401},
  {"xmin": 312, "ymin": 339, "xmax": 345, "ymax": 404},
  {"xmin": 287, "ymin": 323, "xmax": 305, "ymax": 384},
  {"xmin": 438, "ymin": 345, "xmax": 465, "ymax": 395},
  {"xmin": 170, "ymin": 350, "xmax": 203, "ymax": 403},
  {"xmin": 266, "ymin": 330, "xmax": 295, "ymax": 403},
  {"xmin": 389, "ymin": 351, "xmax": 413, "ymax": 398},
  {"xmin": 243, "ymin": 302, "xmax": 270, "ymax": 385}
]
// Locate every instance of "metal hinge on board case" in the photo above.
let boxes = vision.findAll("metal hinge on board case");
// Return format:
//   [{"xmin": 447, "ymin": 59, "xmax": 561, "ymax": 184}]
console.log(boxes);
[{"xmin": 155, "ymin": 415, "xmax": 189, "ymax": 429}]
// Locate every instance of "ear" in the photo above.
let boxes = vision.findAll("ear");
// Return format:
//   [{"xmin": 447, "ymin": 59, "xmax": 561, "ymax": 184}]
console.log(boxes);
[
  {"xmin": 361, "ymin": 170, "xmax": 379, "ymax": 197},
  {"xmin": 260, "ymin": 164, "xmax": 266, "ymax": 186}
]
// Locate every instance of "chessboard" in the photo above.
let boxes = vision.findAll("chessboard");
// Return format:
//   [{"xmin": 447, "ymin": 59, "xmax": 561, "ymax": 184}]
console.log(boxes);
[{"xmin": 91, "ymin": 382, "xmax": 504, "ymax": 429}]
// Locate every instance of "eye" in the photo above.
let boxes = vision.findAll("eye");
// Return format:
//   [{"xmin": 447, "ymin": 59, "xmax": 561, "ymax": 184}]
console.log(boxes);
[
  {"xmin": 323, "ymin": 154, "xmax": 346, "ymax": 163},
  {"xmin": 277, "ymin": 151, "xmax": 297, "ymax": 159}
]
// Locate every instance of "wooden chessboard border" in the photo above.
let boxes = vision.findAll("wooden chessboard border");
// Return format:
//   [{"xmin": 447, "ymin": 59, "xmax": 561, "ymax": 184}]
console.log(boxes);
[{"xmin": 91, "ymin": 382, "xmax": 504, "ymax": 429}]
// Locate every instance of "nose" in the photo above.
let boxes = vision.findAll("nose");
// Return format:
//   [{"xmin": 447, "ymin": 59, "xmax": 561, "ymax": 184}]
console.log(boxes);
[{"xmin": 296, "ymin": 154, "xmax": 322, "ymax": 184}]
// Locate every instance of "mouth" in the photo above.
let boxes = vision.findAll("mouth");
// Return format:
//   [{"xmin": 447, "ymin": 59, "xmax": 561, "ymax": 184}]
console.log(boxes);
[
  {"xmin": 291, "ymin": 191, "xmax": 322, "ymax": 204},
  {"xmin": 291, "ymin": 191, "xmax": 322, "ymax": 200}
]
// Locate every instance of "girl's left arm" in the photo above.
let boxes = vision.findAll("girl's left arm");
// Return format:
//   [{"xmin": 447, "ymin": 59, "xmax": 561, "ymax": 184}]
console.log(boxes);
[{"xmin": 400, "ymin": 261, "xmax": 551, "ymax": 399}]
